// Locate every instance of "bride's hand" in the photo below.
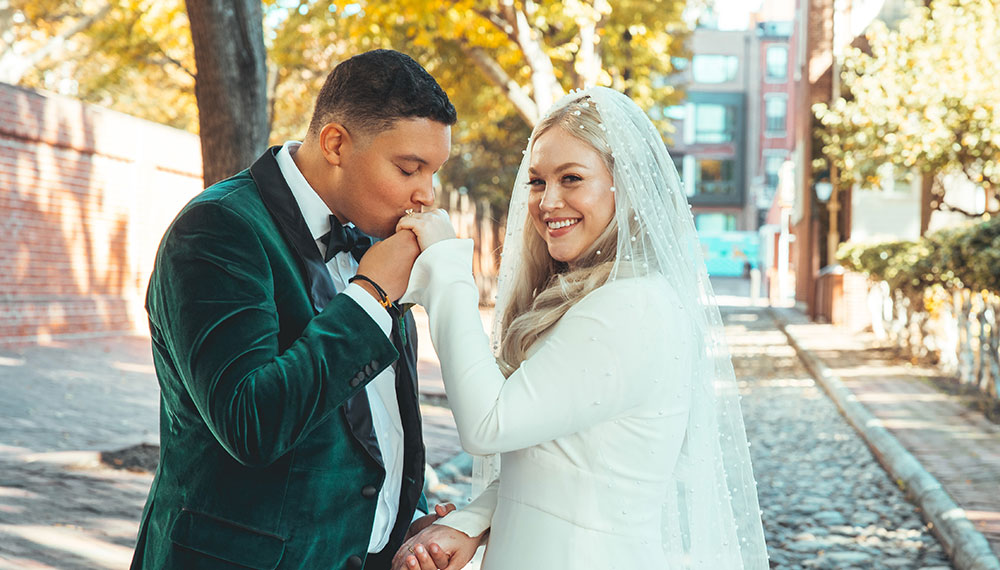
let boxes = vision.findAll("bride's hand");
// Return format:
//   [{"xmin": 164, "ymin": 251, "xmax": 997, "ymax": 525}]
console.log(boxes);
[
  {"xmin": 396, "ymin": 209, "xmax": 456, "ymax": 251},
  {"xmin": 392, "ymin": 523, "xmax": 483, "ymax": 570}
]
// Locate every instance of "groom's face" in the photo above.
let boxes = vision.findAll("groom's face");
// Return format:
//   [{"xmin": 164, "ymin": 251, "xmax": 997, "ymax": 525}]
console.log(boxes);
[{"xmin": 336, "ymin": 118, "xmax": 451, "ymax": 238}]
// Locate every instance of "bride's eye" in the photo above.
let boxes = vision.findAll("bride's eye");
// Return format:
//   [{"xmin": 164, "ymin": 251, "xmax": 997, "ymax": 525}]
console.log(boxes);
[
  {"xmin": 528, "ymin": 178, "xmax": 545, "ymax": 189},
  {"xmin": 562, "ymin": 174, "xmax": 582, "ymax": 183}
]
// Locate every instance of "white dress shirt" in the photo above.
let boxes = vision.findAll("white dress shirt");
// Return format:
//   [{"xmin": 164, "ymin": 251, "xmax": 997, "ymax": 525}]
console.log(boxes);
[{"xmin": 276, "ymin": 141, "xmax": 407, "ymax": 553}]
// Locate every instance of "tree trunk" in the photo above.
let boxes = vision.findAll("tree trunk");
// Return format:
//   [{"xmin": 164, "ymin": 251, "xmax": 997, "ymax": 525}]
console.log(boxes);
[
  {"xmin": 977, "ymin": 293, "xmax": 988, "ymax": 390},
  {"xmin": 919, "ymin": 173, "xmax": 934, "ymax": 236},
  {"xmin": 185, "ymin": 0, "xmax": 269, "ymax": 187},
  {"xmin": 959, "ymin": 289, "xmax": 975, "ymax": 384},
  {"xmin": 985, "ymin": 296, "xmax": 1000, "ymax": 397}
]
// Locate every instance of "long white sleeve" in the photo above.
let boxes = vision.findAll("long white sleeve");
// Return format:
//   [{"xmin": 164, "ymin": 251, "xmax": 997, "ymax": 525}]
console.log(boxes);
[
  {"xmin": 401, "ymin": 239, "xmax": 689, "ymax": 456},
  {"xmin": 432, "ymin": 478, "xmax": 499, "ymax": 538}
]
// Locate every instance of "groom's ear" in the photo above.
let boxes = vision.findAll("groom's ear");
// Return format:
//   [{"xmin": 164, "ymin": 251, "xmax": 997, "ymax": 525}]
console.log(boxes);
[{"xmin": 318, "ymin": 123, "xmax": 350, "ymax": 166}]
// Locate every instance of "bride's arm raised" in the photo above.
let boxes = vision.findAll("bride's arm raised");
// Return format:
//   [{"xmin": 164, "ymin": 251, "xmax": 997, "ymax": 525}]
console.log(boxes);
[{"xmin": 399, "ymin": 236, "xmax": 691, "ymax": 456}]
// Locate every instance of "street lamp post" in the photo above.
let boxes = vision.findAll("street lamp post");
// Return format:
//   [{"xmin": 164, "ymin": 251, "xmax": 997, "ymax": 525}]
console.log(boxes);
[{"xmin": 814, "ymin": 178, "xmax": 840, "ymax": 266}]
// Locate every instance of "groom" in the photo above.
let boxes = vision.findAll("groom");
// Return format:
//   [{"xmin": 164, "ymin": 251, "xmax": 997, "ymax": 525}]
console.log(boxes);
[{"xmin": 130, "ymin": 50, "xmax": 456, "ymax": 570}]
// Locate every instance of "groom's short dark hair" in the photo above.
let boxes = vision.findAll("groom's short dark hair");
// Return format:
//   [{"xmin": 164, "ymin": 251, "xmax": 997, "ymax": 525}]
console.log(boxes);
[{"xmin": 308, "ymin": 49, "xmax": 457, "ymax": 139}]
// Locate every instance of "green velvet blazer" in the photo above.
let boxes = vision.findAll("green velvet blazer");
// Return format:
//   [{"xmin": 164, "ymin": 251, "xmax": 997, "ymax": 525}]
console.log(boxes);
[{"xmin": 130, "ymin": 147, "xmax": 427, "ymax": 570}]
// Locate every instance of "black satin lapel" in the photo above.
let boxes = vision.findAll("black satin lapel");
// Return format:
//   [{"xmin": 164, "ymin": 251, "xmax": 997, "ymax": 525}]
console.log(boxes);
[
  {"xmin": 342, "ymin": 390, "xmax": 384, "ymax": 467},
  {"xmin": 249, "ymin": 146, "xmax": 337, "ymax": 312},
  {"xmin": 391, "ymin": 310, "xmax": 425, "ymax": 545},
  {"xmin": 394, "ymin": 312, "xmax": 419, "ymax": 405}
]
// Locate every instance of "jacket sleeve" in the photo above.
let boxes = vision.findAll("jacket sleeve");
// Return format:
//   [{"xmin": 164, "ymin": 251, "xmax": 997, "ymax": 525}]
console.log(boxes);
[
  {"xmin": 433, "ymin": 479, "xmax": 498, "ymax": 538},
  {"xmin": 401, "ymin": 239, "xmax": 691, "ymax": 456},
  {"xmin": 149, "ymin": 200, "xmax": 398, "ymax": 467}
]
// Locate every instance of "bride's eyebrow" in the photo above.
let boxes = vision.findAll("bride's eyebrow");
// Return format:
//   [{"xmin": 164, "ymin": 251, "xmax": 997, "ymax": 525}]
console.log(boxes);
[
  {"xmin": 528, "ymin": 162, "xmax": 587, "ymax": 176},
  {"xmin": 555, "ymin": 162, "xmax": 587, "ymax": 172}
]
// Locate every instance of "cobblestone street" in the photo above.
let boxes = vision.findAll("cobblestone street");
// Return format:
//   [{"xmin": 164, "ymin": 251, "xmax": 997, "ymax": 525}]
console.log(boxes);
[
  {"xmin": 727, "ymin": 305, "xmax": 952, "ymax": 569},
  {"xmin": 0, "ymin": 294, "xmax": 986, "ymax": 569}
]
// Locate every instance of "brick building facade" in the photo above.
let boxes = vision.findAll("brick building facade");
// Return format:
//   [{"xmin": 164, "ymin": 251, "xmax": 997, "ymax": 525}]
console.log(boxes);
[{"xmin": 0, "ymin": 82, "xmax": 202, "ymax": 343}]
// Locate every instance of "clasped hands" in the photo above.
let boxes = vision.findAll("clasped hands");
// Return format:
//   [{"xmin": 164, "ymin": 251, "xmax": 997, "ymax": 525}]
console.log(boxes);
[
  {"xmin": 353, "ymin": 209, "xmax": 457, "ymax": 304},
  {"xmin": 396, "ymin": 209, "xmax": 457, "ymax": 251},
  {"xmin": 395, "ymin": 503, "xmax": 483, "ymax": 570}
]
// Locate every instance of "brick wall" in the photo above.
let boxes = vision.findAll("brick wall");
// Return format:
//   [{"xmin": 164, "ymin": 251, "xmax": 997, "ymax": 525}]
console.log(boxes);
[{"xmin": 0, "ymin": 82, "xmax": 203, "ymax": 343}]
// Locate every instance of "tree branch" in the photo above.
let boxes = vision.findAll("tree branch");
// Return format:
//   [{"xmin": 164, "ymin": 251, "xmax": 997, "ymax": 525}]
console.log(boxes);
[
  {"xmin": 461, "ymin": 44, "xmax": 539, "ymax": 127},
  {"xmin": 573, "ymin": 0, "xmax": 609, "ymax": 89},
  {"xmin": 468, "ymin": 2, "xmax": 562, "ymax": 115},
  {"xmin": 510, "ymin": 4, "xmax": 562, "ymax": 112},
  {"xmin": 937, "ymin": 198, "xmax": 999, "ymax": 218},
  {"xmin": 0, "ymin": 2, "xmax": 111, "ymax": 84},
  {"xmin": 472, "ymin": 4, "xmax": 518, "ymax": 45},
  {"xmin": 151, "ymin": 45, "xmax": 195, "ymax": 79}
]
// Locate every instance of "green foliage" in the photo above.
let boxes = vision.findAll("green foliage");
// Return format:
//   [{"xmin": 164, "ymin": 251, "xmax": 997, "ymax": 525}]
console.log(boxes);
[
  {"xmin": 953, "ymin": 219, "xmax": 1000, "ymax": 292},
  {"xmin": 277, "ymin": 0, "xmax": 692, "ymax": 206},
  {"xmin": 813, "ymin": 0, "xmax": 1000, "ymax": 198},
  {"xmin": 838, "ymin": 218, "xmax": 1000, "ymax": 302},
  {"xmin": 5, "ymin": 0, "xmax": 692, "ymax": 211},
  {"xmin": 4, "ymin": 0, "xmax": 199, "ymax": 131}
]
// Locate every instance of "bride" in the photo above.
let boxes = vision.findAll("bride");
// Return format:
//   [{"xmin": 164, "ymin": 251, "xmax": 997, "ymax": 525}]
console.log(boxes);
[{"xmin": 393, "ymin": 87, "xmax": 768, "ymax": 569}]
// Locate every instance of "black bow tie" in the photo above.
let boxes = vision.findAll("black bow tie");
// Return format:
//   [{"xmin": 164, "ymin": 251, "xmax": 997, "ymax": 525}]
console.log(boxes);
[{"xmin": 320, "ymin": 215, "xmax": 374, "ymax": 263}]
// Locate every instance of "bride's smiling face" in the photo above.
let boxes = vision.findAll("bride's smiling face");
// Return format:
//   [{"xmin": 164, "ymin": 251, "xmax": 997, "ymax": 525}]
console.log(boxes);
[{"xmin": 527, "ymin": 127, "xmax": 616, "ymax": 265}]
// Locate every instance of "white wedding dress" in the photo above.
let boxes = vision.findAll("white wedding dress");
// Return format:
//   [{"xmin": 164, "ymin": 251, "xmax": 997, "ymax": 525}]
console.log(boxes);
[{"xmin": 402, "ymin": 239, "xmax": 694, "ymax": 569}]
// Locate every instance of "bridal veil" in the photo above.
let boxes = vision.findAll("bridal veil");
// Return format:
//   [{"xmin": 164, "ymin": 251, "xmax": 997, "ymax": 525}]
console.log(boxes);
[{"xmin": 474, "ymin": 86, "xmax": 769, "ymax": 568}]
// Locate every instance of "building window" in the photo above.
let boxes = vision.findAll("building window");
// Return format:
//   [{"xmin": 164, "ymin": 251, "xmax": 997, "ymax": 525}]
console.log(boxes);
[
  {"xmin": 692, "ymin": 54, "xmax": 740, "ymax": 84},
  {"xmin": 692, "ymin": 103, "xmax": 737, "ymax": 143},
  {"xmin": 765, "ymin": 45, "xmax": 789, "ymax": 81},
  {"xmin": 765, "ymin": 95, "xmax": 787, "ymax": 136},
  {"xmin": 663, "ymin": 105, "xmax": 686, "ymax": 120},
  {"xmin": 763, "ymin": 154, "xmax": 785, "ymax": 191},
  {"xmin": 696, "ymin": 158, "xmax": 737, "ymax": 196},
  {"xmin": 671, "ymin": 153, "xmax": 685, "ymax": 180},
  {"xmin": 695, "ymin": 213, "xmax": 737, "ymax": 232}
]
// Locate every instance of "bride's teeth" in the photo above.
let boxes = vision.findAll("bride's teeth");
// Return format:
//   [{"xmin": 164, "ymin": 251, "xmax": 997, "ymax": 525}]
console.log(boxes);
[{"xmin": 547, "ymin": 219, "xmax": 579, "ymax": 229}]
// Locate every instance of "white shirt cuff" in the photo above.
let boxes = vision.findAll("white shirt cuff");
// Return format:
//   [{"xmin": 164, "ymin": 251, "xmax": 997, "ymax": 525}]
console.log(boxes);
[{"xmin": 342, "ymin": 282, "xmax": 392, "ymax": 340}]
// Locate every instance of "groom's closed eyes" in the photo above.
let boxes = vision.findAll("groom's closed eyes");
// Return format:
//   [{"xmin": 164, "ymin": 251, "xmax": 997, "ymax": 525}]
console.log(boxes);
[{"xmin": 394, "ymin": 154, "xmax": 448, "ymax": 177}]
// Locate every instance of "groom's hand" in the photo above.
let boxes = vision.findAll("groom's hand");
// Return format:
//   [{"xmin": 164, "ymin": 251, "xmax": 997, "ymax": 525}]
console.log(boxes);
[{"xmin": 357, "ymin": 230, "xmax": 420, "ymax": 301}]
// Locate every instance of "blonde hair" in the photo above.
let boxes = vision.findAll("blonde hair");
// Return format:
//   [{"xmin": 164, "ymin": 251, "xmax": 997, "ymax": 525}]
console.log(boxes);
[{"xmin": 497, "ymin": 97, "xmax": 619, "ymax": 377}]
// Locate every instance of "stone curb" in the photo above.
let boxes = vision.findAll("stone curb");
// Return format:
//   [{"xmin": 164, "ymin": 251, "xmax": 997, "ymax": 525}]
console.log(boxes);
[{"xmin": 771, "ymin": 308, "xmax": 1000, "ymax": 570}]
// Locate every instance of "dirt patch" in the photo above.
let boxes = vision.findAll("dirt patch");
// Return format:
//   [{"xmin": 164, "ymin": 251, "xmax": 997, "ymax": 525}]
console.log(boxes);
[{"xmin": 100, "ymin": 443, "xmax": 159, "ymax": 473}]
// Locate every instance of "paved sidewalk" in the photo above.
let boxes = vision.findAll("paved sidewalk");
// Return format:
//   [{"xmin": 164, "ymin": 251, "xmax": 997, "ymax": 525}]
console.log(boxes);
[
  {"xmin": 0, "ymin": 307, "xmax": 465, "ymax": 569},
  {"xmin": 774, "ymin": 306, "xmax": 1000, "ymax": 569}
]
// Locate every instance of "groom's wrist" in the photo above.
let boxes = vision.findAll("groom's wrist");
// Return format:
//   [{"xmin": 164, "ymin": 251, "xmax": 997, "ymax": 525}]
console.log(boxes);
[
  {"xmin": 349, "ymin": 274, "xmax": 391, "ymax": 310},
  {"xmin": 354, "ymin": 279, "xmax": 382, "ymax": 304}
]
